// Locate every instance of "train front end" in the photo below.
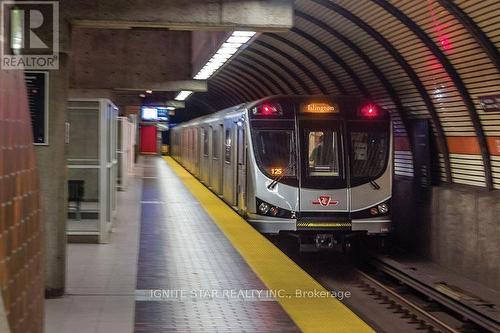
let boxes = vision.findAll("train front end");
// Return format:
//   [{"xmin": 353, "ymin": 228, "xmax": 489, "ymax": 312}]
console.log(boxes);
[{"xmin": 245, "ymin": 95, "xmax": 392, "ymax": 248}]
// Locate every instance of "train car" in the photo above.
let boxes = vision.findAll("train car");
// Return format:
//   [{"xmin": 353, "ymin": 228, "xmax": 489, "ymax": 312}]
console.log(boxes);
[{"xmin": 170, "ymin": 95, "xmax": 392, "ymax": 249}]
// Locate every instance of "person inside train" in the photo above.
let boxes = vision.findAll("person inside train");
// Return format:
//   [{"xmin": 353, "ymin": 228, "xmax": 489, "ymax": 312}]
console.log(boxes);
[{"xmin": 309, "ymin": 133, "xmax": 329, "ymax": 166}]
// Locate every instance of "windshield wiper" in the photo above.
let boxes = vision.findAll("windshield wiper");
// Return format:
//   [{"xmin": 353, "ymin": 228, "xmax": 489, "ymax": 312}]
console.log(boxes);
[
  {"xmin": 369, "ymin": 178, "xmax": 381, "ymax": 190},
  {"xmin": 268, "ymin": 160, "xmax": 294, "ymax": 190}
]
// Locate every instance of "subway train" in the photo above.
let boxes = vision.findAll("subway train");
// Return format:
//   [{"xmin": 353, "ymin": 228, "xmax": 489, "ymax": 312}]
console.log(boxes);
[{"xmin": 170, "ymin": 95, "xmax": 392, "ymax": 249}]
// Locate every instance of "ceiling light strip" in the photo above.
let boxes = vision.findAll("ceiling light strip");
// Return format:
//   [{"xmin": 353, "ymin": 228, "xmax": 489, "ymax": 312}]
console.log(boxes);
[
  {"xmin": 193, "ymin": 31, "xmax": 256, "ymax": 80},
  {"xmin": 174, "ymin": 90, "xmax": 193, "ymax": 101}
]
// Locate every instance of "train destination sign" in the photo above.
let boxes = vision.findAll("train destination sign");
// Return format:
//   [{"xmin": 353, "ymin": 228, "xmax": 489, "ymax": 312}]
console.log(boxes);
[{"xmin": 301, "ymin": 102, "xmax": 338, "ymax": 114}]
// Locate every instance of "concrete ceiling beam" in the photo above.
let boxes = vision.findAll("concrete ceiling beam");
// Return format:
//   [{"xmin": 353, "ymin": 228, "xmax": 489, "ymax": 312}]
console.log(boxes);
[
  {"xmin": 63, "ymin": 0, "xmax": 294, "ymax": 31},
  {"xmin": 113, "ymin": 80, "xmax": 208, "ymax": 92}
]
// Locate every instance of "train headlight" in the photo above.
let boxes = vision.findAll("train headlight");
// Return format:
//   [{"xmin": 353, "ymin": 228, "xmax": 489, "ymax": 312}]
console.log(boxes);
[
  {"xmin": 258, "ymin": 202, "xmax": 270, "ymax": 214},
  {"xmin": 351, "ymin": 200, "xmax": 391, "ymax": 219},
  {"xmin": 256, "ymin": 198, "xmax": 294, "ymax": 219},
  {"xmin": 269, "ymin": 206, "xmax": 279, "ymax": 216},
  {"xmin": 377, "ymin": 203, "xmax": 389, "ymax": 214}
]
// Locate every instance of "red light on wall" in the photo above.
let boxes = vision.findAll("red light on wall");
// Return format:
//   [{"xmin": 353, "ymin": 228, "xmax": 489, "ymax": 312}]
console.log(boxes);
[
  {"xmin": 360, "ymin": 104, "xmax": 379, "ymax": 118},
  {"xmin": 439, "ymin": 37, "xmax": 450, "ymax": 50},
  {"xmin": 428, "ymin": 0, "xmax": 453, "ymax": 53}
]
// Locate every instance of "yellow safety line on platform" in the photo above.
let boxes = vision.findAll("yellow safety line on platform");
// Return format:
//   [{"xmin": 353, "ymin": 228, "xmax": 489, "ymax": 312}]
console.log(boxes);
[{"xmin": 164, "ymin": 157, "xmax": 374, "ymax": 333}]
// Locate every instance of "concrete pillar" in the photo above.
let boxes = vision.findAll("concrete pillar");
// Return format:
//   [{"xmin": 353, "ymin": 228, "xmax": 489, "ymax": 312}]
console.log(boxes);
[
  {"xmin": 34, "ymin": 21, "xmax": 71, "ymax": 297},
  {"xmin": 0, "ymin": 294, "xmax": 10, "ymax": 333}
]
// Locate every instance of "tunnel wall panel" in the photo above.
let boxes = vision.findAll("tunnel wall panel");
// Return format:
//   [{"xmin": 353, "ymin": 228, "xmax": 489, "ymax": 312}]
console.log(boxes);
[
  {"xmin": 428, "ymin": 185, "xmax": 500, "ymax": 290},
  {"xmin": 393, "ymin": 178, "xmax": 500, "ymax": 290},
  {"xmin": 456, "ymin": 0, "xmax": 500, "ymax": 49},
  {"xmin": 279, "ymin": 32, "xmax": 357, "ymax": 93},
  {"xmin": 245, "ymin": 49, "xmax": 309, "ymax": 94},
  {"xmin": 251, "ymin": 43, "xmax": 321, "ymax": 94},
  {"xmin": 234, "ymin": 58, "xmax": 292, "ymax": 94},
  {"xmin": 259, "ymin": 35, "xmax": 340, "ymax": 94}
]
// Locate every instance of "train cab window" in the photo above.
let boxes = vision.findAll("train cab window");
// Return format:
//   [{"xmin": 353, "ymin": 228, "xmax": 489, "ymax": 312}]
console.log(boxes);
[
  {"xmin": 203, "ymin": 128, "xmax": 209, "ymax": 156},
  {"xmin": 349, "ymin": 128, "xmax": 389, "ymax": 181},
  {"xmin": 307, "ymin": 131, "xmax": 340, "ymax": 177},
  {"xmin": 225, "ymin": 129, "xmax": 232, "ymax": 163},
  {"xmin": 253, "ymin": 130, "xmax": 296, "ymax": 177}
]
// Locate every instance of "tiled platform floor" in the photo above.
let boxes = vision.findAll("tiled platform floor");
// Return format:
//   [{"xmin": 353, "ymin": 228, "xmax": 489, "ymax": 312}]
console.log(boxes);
[{"xmin": 134, "ymin": 157, "xmax": 298, "ymax": 332}]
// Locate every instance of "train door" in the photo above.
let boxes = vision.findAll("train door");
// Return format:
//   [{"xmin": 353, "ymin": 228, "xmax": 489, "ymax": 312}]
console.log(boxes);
[
  {"xmin": 207, "ymin": 126, "xmax": 213, "ymax": 186},
  {"xmin": 298, "ymin": 120, "xmax": 349, "ymax": 214},
  {"xmin": 196, "ymin": 127, "xmax": 202, "ymax": 177},
  {"xmin": 190, "ymin": 129, "xmax": 195, "ymax": 171},
  {"xmin": 222, "ymin": 123, "xmax": 237, "ymax": 206},
  {"xmin": 237, "ymin": 123, "xmax": 246, "ymax": 214},
  {"xmin": 201, "ymin": 127, "xmax": 210, "ymax": 184},
  {"xmin": 187, "ymin": 129, "xmax": 192, "ymax": 171},
  {"xmin": 218, "ymin": 124, "xmax": 224, "ymax": 193},
  {"xmin": 210, "ymin": 125, "xmax": 223, "ymax": 194},
  {"xmin": 193, "ymin": 128, "xmax": 199, "ymax": 176}
]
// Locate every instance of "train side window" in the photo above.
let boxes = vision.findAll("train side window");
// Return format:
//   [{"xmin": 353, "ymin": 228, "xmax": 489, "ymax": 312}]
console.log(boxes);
[
  {"xmin": 212, "ymin": 128, "xmax": 219, "ymax": 158},
  {"xmin": 203, "ymin": 128, "xmax": 209, "ymax": 156},
  {"xmin": 225, "ymin": 128, "xmax": 232, "ymax": 163},
  {"xmin": 237, "ymin": 127, "xmax": 245, "ymax": 165}
]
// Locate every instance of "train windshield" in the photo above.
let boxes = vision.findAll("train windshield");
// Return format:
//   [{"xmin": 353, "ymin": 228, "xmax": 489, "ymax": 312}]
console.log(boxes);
[
  {"xmin": 299, "ymin": 120, "xmax": 345, "ymax": 189},
  {"xmin": 306, "ymin": 130, "xmax": 340, "ymax": 177},
  {"xmin": 253, "ymin": 130, "xmax": 296, "ymax": 177},
  {"xmin": 349, "ymin": 123, "xmax": 389, "ymax": 182}
]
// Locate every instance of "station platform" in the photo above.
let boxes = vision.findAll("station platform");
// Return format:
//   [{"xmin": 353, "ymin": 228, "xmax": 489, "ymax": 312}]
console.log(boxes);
[{"xmin": 46, "ymin": 156, "xmax": 373, "ymax": 333}]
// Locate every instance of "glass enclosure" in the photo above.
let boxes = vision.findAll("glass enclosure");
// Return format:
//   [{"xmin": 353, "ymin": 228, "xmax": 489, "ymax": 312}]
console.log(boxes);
[
  {"xmin": 67, "ymin": 99, "xmax": 118, "ymax": 243},
  {"xmin": 117, "ymin": 116, "xmax": 135, "ymax": 191}
]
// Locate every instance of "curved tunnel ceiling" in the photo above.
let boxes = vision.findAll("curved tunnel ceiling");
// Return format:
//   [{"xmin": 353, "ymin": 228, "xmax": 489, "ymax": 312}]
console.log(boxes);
[{"xmin": 189, "ymin": 0, "xmax": 500, "ymax": 190}]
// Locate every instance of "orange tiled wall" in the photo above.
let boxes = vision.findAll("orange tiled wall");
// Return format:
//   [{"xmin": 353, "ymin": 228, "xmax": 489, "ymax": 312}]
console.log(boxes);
[{"xmin": 0, "ymin": 70, "xmax": 43, "ymax": 332}]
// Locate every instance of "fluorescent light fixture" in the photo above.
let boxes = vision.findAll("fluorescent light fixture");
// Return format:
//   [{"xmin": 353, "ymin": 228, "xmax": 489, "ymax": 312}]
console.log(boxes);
[
  {"xmin": 185, "ymin": 30, "xmax": 257, "ymax": 100},
  {"xmin": 204, "ymin": 63, "xmax": 219, "ymax": 70},
  {"xmin": 210, "ymin": 56, "xmax": 229, "ymax": 62},
  {"xmin": 216, "ymin": 47, "xmax": 238, "ymax": 55},
  {"xmin": 210, "ymin": 56, "xmax": 230, "ymax": 63},
  {"xmin": 175, "ymin": 90, "xmax": 193, "ymax": 101},
  {"xmin": 146, "ymin": 90, "xmax": 153, "ymax": 94},
  {"xmin": 209, "ymin": 56, "xmax": 228, "ymax": 62},
  {"xmin": 232, "ymin": 31, "xmax": 256, "ymax": 37},
  {"xmin": 166, "ymin": 106, "xmax": 176, "ymax": 111},
  {"xmin": 227, "ymin": 36, "xmax": 251, "ymax": 44},
  {"xmin": 222, "ymin": 42, "xmax": 243, "ymax": 48},
  {"xmin": 192, "ymin": 30, "xmax": 257, "ymax": 83}
]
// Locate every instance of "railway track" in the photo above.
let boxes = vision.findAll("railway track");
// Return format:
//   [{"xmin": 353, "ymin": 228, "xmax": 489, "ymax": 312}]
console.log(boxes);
[
  {"xmin": 275, "ymin": 237, "xmax": 497, "ymax": 333},
  {"xmin": 367, "ymin": 257, "xmax": 499, "ymax": 333},
  {"xmin": 355, "ymin": 268, "xmax": 470, "ymax": 333}
]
